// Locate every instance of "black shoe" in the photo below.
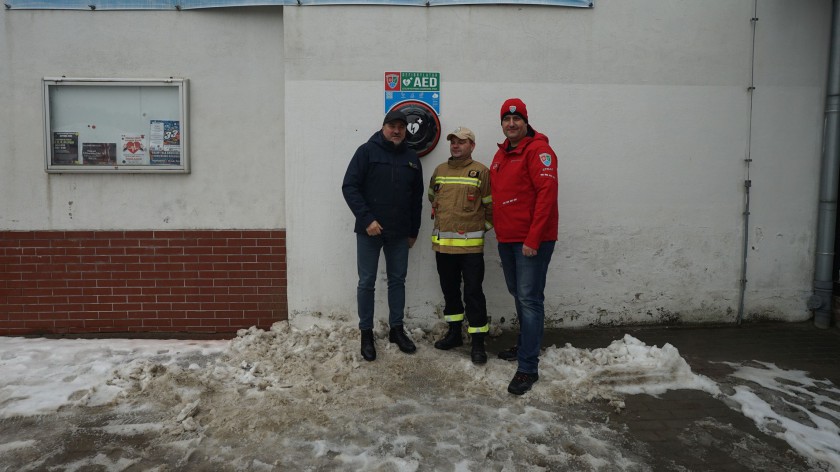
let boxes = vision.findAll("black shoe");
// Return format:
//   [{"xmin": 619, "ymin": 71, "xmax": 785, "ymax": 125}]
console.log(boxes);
[
  {"xmin": 434, "ymin": 322, "xmax": 463, "ymax": 350},
  {"xmin": 388, "ymin": 326, "xmax": 417, "ymax": 354},
  {"xmin": 497, "ymin": 345, "xmax": 518, "ymax": 361},
  {"xmin": 507, "ymin": 371, "xmax": 539, "ymax": 395},
  {"xmin": 470, "ymin": 333, "xmax": 487, "ymax": 365},
  {"xmin": 360, "ymin": 329, "xmax": 376, "ymax": 361}
]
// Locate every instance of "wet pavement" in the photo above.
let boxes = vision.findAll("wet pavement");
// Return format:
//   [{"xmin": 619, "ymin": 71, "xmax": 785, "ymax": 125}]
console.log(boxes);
[{"xmin": 488, "ymin": 321, "xmax": 840, "ymax": 471}]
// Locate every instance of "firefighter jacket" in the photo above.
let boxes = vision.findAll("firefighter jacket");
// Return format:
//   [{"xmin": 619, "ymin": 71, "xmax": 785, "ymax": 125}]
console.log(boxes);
[
  {"xmin": 428, "ymin": 157, "xmax": 493, "ymax": 254},
  {"xmin": 342, "ymin": 131, "xmax": 424, "ymax": 239},
  {"xmin": 490, "ymin": 127, "xmax": 558, "ymax": 249}
]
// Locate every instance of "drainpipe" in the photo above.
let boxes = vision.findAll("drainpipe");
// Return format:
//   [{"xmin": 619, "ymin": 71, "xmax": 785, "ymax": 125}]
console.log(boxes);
[
  {"xmin": 737, "ymin": 4, "xmax": 758, "ymax": 325},
  {"xmin": 813, "ymin": 0, "xmax": 840, "ymax": 329}
]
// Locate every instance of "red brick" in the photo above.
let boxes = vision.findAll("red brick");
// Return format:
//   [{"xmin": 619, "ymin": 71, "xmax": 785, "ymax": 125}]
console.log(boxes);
[
  {"xmin": 65, "ymin": 247, "xmax": 97, "ymax": 256},
  {"xmin": 95, "ymin": 247, "xmax": 127, "ymax": 256},
  {"xmin": 225, "ymin": 239, "xmax": 253, "ymax": 248},
  {"xmin": 125, "ymin": 247, "xmax": 157, "ymax": 256},
  {"xmin": 66, "ymin": 280, "xmax": 96, "ymax": 288},
  {"xmin": 52, "ymin": 304, "xmax": 86, "ymax": 312},
  {"xmin": 65, "ymin": 231, "xmax": 96, "ymax": 240},
  {"xmin": 155, "ymin": 279, "xmax": 185, "ymax": 288},
  {"xmin": 216, "ymin": 231, "xmax": 244, "ymax": 239},
  {"xmin": 154, "ymin": 263, "xmax": 183, "ymax": 272},
  {"xmin": 154, "ymin": 247, "xmax": 185, "ymax": 256},
  {"xmin": 79, "ymin": 239, "xmax": 110, "ymax": 248},
  {"xmin": 121, "ymin": 231, "xmax": 154, "ymax": 239},
  {"xmin": 111, "ymin": 303, "xmax": 144, "ymax": 312},
  {"xmin": 167, "ymin": 238, "xmax": 199, "ymax": 247},
  {"xmin": 185, "ymin": 279, "xmax": 214, "ymax": 287},
  {"xmin": 23, "ymin": 320, "xmax": 58, "ymax": 330},
  {"xmin": 153, "ymin": 230, "xmax": 185, "ymax": 239},
  {"xmin": 96, "ymin": 280, "xmax": 128, "ymax": 288},
  {"xmin": 109, "ymin": 255, "xmax": 141, "ymax": 264},
  {"xmin": 108, "ymin": 319, "xmax": 141, "ymax": 329},
  {"xmin": 212, "ymin": 247, "xmax": 242, "ymax": 255},
  {"xmin": 85, "ymin": 319, "xmax": 118, "ymax": 328},
  {"xmin": 142, "ymin": 319, "xmax": 174, "ymax": 327},
  {"xmin": 137, "ymin": 239, "xmax": 170, "ymax": 247},
  {"xmin": 112, "ymin": 287, "xmax": 143, "ymax": 295},
  {"xmin": 109, "ymin": 239, "xmax": 140, "ymax": 248},
  {"xmin": 200, "ymin": 318, "xmax": 232, "ymax": 327},
  {"xmin": 7, "ymin": 264, "xmax": 37, "ymax": 273}
]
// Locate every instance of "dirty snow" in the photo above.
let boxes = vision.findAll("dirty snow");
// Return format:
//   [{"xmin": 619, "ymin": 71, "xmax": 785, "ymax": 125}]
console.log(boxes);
[{"xmin": 0, "ymin": 322, "xmax": 837, "ymax": 471}]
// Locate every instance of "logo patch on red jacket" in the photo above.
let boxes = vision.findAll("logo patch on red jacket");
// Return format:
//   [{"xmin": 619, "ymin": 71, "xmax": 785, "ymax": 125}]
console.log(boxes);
[{"xmin": 539, "ymin": 153, "xmax": 552, "ymax": 167}]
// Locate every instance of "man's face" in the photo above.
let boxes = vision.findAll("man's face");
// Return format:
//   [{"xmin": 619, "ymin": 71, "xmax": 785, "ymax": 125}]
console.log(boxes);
[
  {"xmin": 382, "ymin": 121, "xmax": 407, "ymax": 145},
  {"xmin": 501, "ymin": 115, "xmax": 528, "ymax": 144},
  {"xmin": 449, "ymin": 137, "xmax": 475, "ymax": 159}
]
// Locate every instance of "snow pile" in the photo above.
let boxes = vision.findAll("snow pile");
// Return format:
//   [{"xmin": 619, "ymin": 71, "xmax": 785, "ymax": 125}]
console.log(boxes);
[
  {"xmin": 541, "ymin": 334, "xmax": 721, "ymax": 405},
  {"xmin": 1, "ymin": 322, "xmax": 836, "ymax": 470}
]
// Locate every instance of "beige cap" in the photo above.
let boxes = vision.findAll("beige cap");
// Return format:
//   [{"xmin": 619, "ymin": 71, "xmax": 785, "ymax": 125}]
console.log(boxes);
[{"xmin": 446, "ymin": 126, "xmax": 475, "ymax": 142}]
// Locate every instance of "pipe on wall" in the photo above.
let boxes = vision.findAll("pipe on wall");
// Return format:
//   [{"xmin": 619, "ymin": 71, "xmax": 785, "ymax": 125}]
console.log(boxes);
[
  {"xmin": 737, "ymin": 4, "xmax": 758, "ymax": 325},
  {"xmin": 813, "ymin": 0, "xmax": 840, "ymax": 329}
]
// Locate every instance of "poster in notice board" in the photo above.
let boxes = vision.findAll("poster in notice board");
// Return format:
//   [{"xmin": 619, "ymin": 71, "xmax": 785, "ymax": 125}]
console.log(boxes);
[
  {"xmin": 52, "ymin": 131, "xmax": 79, "ymax": 165},
  {"xmin": 149, "ymin": 120, "xmax": 182, "ymax": 166}
]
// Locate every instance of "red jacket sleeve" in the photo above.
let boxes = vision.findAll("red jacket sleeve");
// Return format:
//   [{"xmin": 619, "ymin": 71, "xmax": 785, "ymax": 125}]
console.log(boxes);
[{"xmin": 524, "ymin": 144, "xmax": 558, "ymax": 249}]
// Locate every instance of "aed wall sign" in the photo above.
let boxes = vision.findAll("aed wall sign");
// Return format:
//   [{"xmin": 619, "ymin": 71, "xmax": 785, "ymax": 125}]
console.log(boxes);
[
  {"xmin": 384, "ymin": 71, "xmax": 442, "ymax": 157},
  {"xmin": 384, "ymin": 71, "xmax": 440, "ymax": 114}
]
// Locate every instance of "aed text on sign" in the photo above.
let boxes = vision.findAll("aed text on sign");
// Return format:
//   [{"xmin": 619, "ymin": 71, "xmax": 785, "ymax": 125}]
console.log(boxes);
[{"xmin": 399, "ymin": 72, "xmax": 440, "ymax": 92}]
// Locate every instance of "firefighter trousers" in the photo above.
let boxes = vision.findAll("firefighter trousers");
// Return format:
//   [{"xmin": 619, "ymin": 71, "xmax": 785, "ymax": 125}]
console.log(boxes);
[{"xmin": 434, "ymin": 252, "xmax": 488, "ymax": 330}]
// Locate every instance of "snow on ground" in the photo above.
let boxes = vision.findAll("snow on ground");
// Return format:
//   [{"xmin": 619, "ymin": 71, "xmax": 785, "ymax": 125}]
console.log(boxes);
[
  {"xmin": 723, "ymin": 361, "xmax": 840, "ymax": 471},
  {"xmin": 0, "ymin": 322, "xmax": 837, "ymax": 471}
]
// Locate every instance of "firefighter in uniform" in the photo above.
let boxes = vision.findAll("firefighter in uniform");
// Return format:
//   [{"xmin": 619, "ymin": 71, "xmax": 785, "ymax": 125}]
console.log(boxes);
[{"xmin": 429, "ymin": 126, "xmax": 493, "ymax": 364}]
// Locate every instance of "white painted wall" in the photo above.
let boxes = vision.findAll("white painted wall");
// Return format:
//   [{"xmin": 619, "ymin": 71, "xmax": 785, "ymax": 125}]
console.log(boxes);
[
  {"xmin": 0, "ymin": 8, "xmax": 285, "ymax": 230},
  {"xmin": 284, "ymin": 0, "xmax": 831, "ymax": 328},
  {"xmin": 1, "ymin": 1, "xmax": 829, "ymax": 328}
]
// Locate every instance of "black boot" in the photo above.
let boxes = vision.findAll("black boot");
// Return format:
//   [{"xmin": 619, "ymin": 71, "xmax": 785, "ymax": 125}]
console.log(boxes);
[
  {"xmin": 434, "ymin": 322, "xmax": 463, "ymax": 350},
  {"xmin": 497, "ymin": 345, "xmax": 518, "ymax": 361},
  {"xmin": 360, "ymin": 329, "xmax": 376, "ymax": 361},
  {"xmin": 470, "ymin": 333, "xmax": 487, "ymax": 365},
  {"xmin": 388, "ymin": 325, "xmax": 417, "ymax": 354}
]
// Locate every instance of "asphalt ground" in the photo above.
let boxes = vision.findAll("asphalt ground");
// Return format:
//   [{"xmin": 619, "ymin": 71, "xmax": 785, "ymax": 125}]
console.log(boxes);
[{"xmin": 488, "ymin": 321, "xmax": 840, "ymax": 471}]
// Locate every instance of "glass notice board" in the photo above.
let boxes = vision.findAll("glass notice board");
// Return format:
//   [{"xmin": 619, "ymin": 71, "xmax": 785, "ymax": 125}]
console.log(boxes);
[{"xmin": 43, "ymin": 77, "xmax": 189, "ymax": 173}]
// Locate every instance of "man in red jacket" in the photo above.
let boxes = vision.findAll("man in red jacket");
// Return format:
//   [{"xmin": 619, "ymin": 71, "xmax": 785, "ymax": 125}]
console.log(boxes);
[{"xmin": 490, "ymin": 98, "xmax": 559, "ymax": 395}]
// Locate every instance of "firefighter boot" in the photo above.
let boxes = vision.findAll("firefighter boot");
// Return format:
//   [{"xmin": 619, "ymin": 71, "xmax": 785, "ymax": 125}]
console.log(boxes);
[
  {"xmin": 360, "ymin": 329, "xmax": 376, "ymax": 361},
  {"xmin": 471, "ymin": 333, "xmax": 488, "ymax": 365},
  {"xmin": 434, "ymin": 322, "xmax": 463, "ymax": 350}
]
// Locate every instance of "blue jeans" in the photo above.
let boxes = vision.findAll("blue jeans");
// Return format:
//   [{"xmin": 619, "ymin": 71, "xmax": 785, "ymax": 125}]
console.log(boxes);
[
  {"xmin": 356, "ymin": 233, "xmax": 409, "ymax": 330},
  {"xmin": 498, "ymin": 241, "xmax": 555, "ymax": 375}
]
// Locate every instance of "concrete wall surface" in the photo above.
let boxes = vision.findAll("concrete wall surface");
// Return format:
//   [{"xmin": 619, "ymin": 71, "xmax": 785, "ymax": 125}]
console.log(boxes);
[
  {"xmin": 284, "ymin": 0, "xmax": 831, "ymax": 328},
  {"xmin": 0, "ymin": 7, "xmax": 285, "ymax": 230},
  {"xmin": 1, "ymin": 1, "xmax": 830, "ymax": 331}
]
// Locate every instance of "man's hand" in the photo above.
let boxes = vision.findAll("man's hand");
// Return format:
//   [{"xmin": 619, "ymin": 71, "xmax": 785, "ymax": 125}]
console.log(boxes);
[
  {"xmin": 522, "ymin": 244, "xmax": 537, "ymax": 257},
  {"xmin": 408, "ymin": 237, "xmax": 417, "ymax": 248},
  {"xmin": 366, "ymin": 220, "xmax": 383, "ymax": 236}
]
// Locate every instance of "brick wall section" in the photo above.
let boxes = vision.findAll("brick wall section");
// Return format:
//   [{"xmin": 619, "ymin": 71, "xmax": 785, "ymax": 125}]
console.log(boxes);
[{"xmin": 0, "ymin": 230, "xmax": 287, "ymax": 336}]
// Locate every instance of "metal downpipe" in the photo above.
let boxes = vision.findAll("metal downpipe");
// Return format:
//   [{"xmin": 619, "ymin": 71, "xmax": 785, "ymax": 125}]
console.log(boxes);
[
  {"xmin": 737, "ymin": 4, "xmax": 758, "ymax": 325},
  {"xmin": 813, "ymin": 0, "xmax": 840, "ymax": 329}
]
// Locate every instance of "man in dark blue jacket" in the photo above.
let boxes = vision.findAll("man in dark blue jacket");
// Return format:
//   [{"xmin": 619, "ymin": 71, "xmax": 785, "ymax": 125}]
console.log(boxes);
[{"xmin": 342, "ymin": 109, "xmax": 424, "ymax": 361}]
